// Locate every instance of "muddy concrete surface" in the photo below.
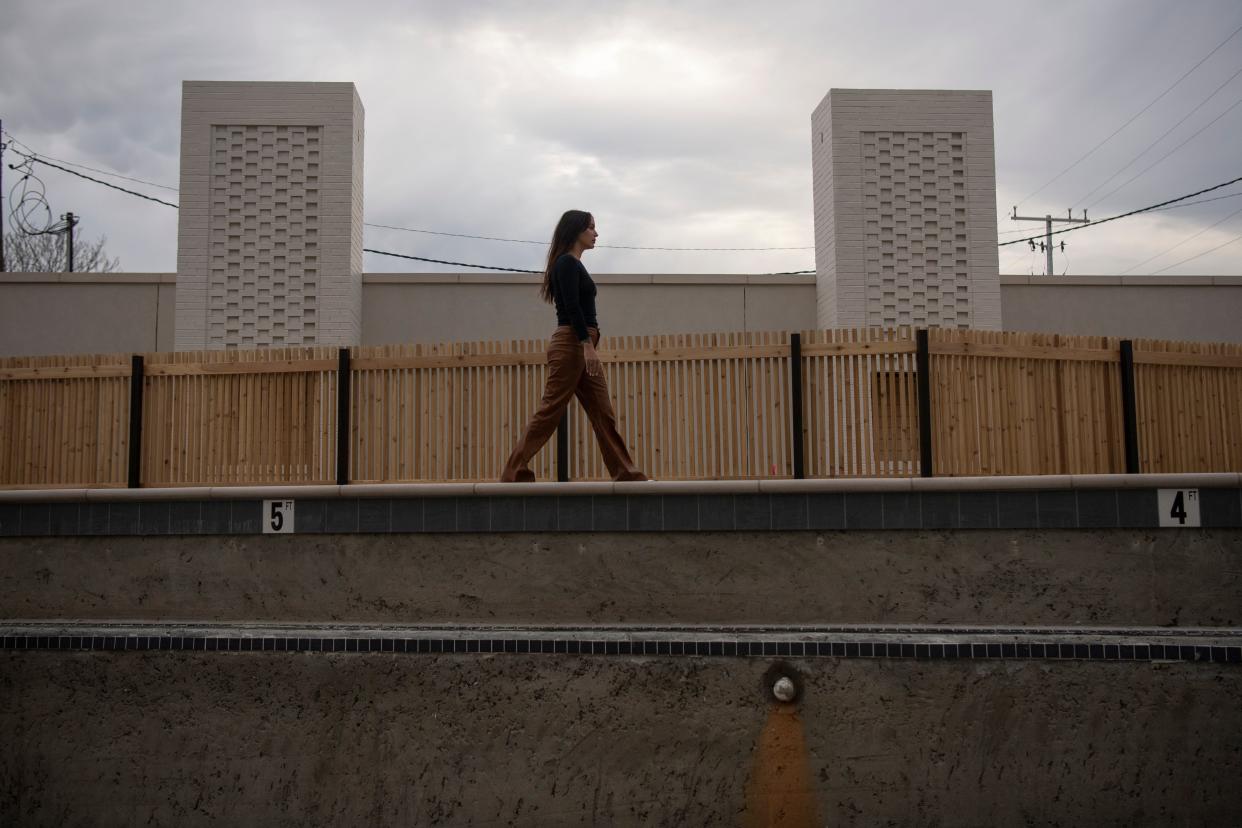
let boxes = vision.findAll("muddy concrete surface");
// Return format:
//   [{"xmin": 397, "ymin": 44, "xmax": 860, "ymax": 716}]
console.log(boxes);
[
  {"xmin": 2, "ymin": 529, "xmax": 1239, "ymax": 626},
  {"xmin": 2, "ymin": 653, "xmax": 1239, "ymax": 826}
]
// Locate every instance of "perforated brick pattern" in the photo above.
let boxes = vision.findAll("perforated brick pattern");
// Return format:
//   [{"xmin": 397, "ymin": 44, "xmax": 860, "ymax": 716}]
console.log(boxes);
[
  {"xmin": 175, "ymin": 81, "xmax": 364, "ymax": 351},
  {"xmin": 207, "ymin": 125, "xmax": 321, "ymax": 347},
  {"xmin": 861, "ymin": 131, "xmax": 971, "ymax": 328},
  {"xmin": 812, "ymin": 89, "xmax": 1001, "ymax": 331}
]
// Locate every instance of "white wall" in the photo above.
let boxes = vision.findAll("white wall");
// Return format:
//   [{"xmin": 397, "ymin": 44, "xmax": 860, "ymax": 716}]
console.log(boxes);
[
  {"xmin": 999, "ymin": 274, "xmax": 1242, "ymax": 343},
  {"xmin": 0, "ymin": 272, "xmax": 818, "ymax": 356},
  {"xmin": 2, "ymin": 272, "xmax": 1239, "ymax": 358},
  {"xmin": 0, "ymin": 273, "xmax": 177, "ymax": 356},
  {"xmin": 360, "ymin": 273, "xmax": 818, "ymax": 345}
]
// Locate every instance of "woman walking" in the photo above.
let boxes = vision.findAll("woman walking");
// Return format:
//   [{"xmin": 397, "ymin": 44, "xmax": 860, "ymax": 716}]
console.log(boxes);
[{"xmin": 500, "ymin": 210, "xmax": 647, "ymax": 482}]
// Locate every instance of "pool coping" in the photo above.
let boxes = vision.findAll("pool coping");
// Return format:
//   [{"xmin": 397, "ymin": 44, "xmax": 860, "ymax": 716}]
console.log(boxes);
[{"xmin": 0, "ymin": 472, "xmax": 1238, "ymax": 503}]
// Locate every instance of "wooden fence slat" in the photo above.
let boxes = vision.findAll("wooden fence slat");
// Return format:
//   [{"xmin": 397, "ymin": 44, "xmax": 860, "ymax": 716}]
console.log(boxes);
[
  {"xmin": 0, "ymin": 365, "xmax": 132, "ymax": 381},
  {"xmin": 2, "ymin": 329, "xmax": 1240, "ymax": 488}
]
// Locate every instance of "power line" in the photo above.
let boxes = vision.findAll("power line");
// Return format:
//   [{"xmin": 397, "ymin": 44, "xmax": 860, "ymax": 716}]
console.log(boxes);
[
  {"xmin": 37, "ymin": 156, "xmax": 177, "ymax": 192},
  {"xmin": 365, "ymin": 220, "xmax": 814, "ymax": 251},
  {"xmin": 1120, "ymin": 202, "xmax": 1242, "ymax": 273},
  {"xmin": 363, "ymin": 248, "xmax": 539, "ymax": 273},
  {"xmin": 6, "ymin": 154, "xmax": 71, "ymax": 236},
  {"xmin": 10, "ymin": 140, "xmax": 816, "ymax": 252},
  {"xmin": 2, "ymin": 131, "xmax": 39, "ymax": 158},
  {"xmin": 1084, "ymin": 96, "xmax": 1242, "ymax": 210},
  {"xmin": 8, "ymin": 151, "xmax": 180, "ymax": 209},
  {"xmin": 1073, "ymin": 65, "xmax": 1242, "ymax": 207},
  {"xmin": 1149, "ymin": 229, "xmax": 1242, "ymax": 274},
  {"xmin": 1148, "ymin": 190, "xmax": 1242, "ymax": 212},
  {"xmin": 1013, "ymin": 20, "xmax": 1242, "ymax": 208},
  {"xmin": 362, "ymin": 247, "xmax": 816, "ymax": 276},
  {"xmin": 1, "ymin": 131, "xmax": 178, "ymax": 192},
  {"xmin": 999, "ymin": 173, "xmax": 1242, "ymax": 247},
  {"xmin": 365, "ymin": 222, "xmax": 546, "ymax": 246},
  {"xmin": 1000, "ymin": 192, "xmax": 1242, "ymax": 230},
  {"xmin": 20, "ymin": 149, "xmax": 806, "ymax": 271},
  {"xmin": 15, "ymin": 135, "xmax": 1239, "ymax": 274}
]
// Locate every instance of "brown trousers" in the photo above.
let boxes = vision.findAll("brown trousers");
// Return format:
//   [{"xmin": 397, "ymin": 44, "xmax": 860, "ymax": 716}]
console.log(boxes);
[{"xmin": 500, "ymin": 326, "xmax": 646, "ymax": 482}]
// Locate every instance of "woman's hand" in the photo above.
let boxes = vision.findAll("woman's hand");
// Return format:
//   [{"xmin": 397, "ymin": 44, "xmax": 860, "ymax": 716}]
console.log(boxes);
[{"xmin": 583, "ymin": 340, "xmax": 603, "ymax": 377}]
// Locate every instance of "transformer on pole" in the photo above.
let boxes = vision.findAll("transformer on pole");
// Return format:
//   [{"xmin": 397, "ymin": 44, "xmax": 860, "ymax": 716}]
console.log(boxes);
[{"xmin": 1011, "ymin": 207, "xmax": 1089, "ymax": 275}]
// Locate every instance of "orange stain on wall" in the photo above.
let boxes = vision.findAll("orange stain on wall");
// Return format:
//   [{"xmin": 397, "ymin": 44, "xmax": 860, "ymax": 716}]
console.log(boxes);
[{"xmin": 744, "ymin": 704, "xmax": 820, "ymax": 828}]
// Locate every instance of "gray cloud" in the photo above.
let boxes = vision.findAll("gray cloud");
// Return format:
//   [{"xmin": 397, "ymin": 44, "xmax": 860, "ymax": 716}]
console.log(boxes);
[{"xmin": 1, "ymin": 0, "xmax": 1239, "ymax": 276}]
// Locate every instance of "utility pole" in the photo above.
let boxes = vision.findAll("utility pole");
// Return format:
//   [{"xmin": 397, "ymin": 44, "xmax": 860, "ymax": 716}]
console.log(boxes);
[
  {"xmin": 62, "ymin": 212, "xmax": 77, "ymax": 272},
  {"xmin": 1010, "ymin": 207, "xmax": 1089, "ymax": 275}
]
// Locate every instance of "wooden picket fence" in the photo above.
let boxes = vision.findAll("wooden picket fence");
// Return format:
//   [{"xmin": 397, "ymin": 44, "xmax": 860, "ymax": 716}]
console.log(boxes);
[
  {"xmin": 1, "ymin": 328, "xmax": 1239, "ymax": 488},
  {"xmin": 349, "ymin": 331, "xmax": 793, "ymax": 483},
  {"xmin": 1130, "ymin": 336, "xmax": 1242, "ymax": 473},
  {"xmin": 0, "ymin": 352, "xmax": 132, "ymax": 489},
  {"xmin": 141, "ymin": 348, "xmax": 340, "ymax": 487},
  {"xmin": 926, "ymin": 329, "xmax": 1125, "ymax": 476}
]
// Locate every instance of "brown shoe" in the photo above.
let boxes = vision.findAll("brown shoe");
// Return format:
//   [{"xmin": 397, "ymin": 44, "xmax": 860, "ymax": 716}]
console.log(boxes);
[{"xmin": 501, "ymin": 468, "xmax": 536, "ymax": 483}]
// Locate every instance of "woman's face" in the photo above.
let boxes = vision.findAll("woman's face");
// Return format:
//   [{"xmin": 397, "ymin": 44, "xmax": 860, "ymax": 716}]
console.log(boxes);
[{"xmin": 576, "ymin": 217, "xmax": 598, "ymax": 250}]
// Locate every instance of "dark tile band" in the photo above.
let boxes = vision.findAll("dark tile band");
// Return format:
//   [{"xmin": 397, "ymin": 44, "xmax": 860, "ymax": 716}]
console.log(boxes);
[
  {"xmin": 1, "ymin": 488, "xmax": 1239, "ymax": 536},
  {"xmin": 2, "ymin": 635, "xmax": 1238, "ymax": 665}
]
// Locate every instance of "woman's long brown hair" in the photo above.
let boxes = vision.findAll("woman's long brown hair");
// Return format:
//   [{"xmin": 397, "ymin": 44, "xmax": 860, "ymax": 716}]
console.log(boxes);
[{"xmin": 540, "ymin": 210, "xmax": 593, "ymax": 303}]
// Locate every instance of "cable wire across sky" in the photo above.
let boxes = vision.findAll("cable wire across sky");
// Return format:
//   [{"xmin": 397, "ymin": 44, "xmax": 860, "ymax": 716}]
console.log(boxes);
[
  {"xmin": 998, "ymin": 173, "xmax": 1242, "ymax": 247},
  {"xmin": 8, "ymin": 136, "xmax": 1241, "ymax": 276},
  {"xmin": 1149, "ymin": 230, "xmax": 1242, "ymax": 274},
  {"xmin": 1120, "ymin": 202, "xmax": 1242, "ymax": 273},
  {"xmin": 1013, "ymin": 20, "xmax": 1242, "ymax": 209},
  {"xmin": 2, "ymin": 131, "xmax": 178, "ymax": 192},
  {"xmin": 1073, "ymin": 65, "xmax": 1242, "ymax": 208},
  {"xmin": 6, "ymin": 134, "xmax": 811, "ymax": 254},
  {"xmin": 7, "ymin": 149, "xmax": 180, "ymax": 209},
  {"xmin": 1083, "ymin": 96, "xmax": 1242, "ymax": 211},
  {"xmin": 365, "ymin": 221, "xmax": 813, "ymax": 251}
]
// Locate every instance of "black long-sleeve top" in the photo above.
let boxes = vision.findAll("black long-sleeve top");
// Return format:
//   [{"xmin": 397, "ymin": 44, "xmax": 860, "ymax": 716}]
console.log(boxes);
[{"xmin": 550, "ymin": 253, "xmax": 599, "ymax": 342}]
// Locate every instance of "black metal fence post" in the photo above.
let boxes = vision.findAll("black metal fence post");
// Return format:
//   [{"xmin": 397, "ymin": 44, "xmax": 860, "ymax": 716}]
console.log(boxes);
[
  {"xmin": 336, "ymin": 348, "xmax": 351, "ymax": 486},
  {"xmin": 557, "ymin": 413, "xmax": 569, "ymax": 482},
  {"xmin": 790, "ymin": 333, "xmax": 805, "ymax": 479},
  {"xmin": 916, "ymin": 329, "xmax": 934, "ymax": 477},
  {"xmin": 1118, "ymin": 339, "xmax": 1141, "ymax": 473},
  {"xmin": 127, "ymin": 354, "xmax": 144, "ymax": 488}
]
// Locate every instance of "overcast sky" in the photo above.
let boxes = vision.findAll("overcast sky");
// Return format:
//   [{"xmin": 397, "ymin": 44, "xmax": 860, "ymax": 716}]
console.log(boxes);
[{"xmin": 2, "ymin": 0, "xmax": 1240, "ymax": 276}]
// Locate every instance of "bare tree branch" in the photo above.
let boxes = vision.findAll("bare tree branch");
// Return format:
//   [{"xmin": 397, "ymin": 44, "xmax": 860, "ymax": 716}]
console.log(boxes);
[{"xmin": 4, "ymin": 230, "xmax": 121, "ymax": 273}]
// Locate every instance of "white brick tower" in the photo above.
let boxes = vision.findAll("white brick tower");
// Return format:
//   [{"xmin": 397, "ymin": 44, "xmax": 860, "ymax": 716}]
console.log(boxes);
[
  {"xmin": 175, "ymin": 81, "xmax": 364, "ymax": 349},
  {"xmin": 811, "ymin": 89, "xmax": 1000, "ymax": 330}
]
